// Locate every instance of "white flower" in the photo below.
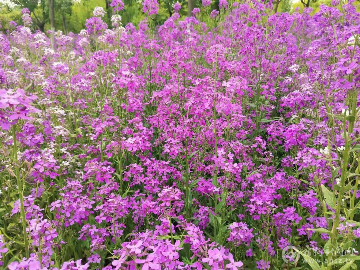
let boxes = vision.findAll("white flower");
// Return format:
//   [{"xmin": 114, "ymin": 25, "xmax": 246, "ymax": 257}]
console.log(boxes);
[
  {"xmin": 93, "ymin": 7, "xmax": 106, "ymax": 17},
  {"xmin": 111, "ymin": 15, "xmax": 122, "ymax": 28},
  {"xmin": 61, "ymin": 161, "xmax": 70, "ymax": 167},
  {"xmin": 79, "ymin": 30, "xmax": 88, "ymax": 37},
  {"xmin": 288, "ymin": 64, "xmax": 300, "ymax": 73},
  {"xmin": 320, "ymin": 147, "xmax": 329, "ymax": 155},
  {"xmin": 69, "ymin": 51, "xmax": 76, "ymax": 60},
  {"xmin": 348, "ymin": 35, "xmax": 356, "ymax": 47},
  {"xmin": 341, "ymin": 109, "xmax": 350, "ymax": 116}
]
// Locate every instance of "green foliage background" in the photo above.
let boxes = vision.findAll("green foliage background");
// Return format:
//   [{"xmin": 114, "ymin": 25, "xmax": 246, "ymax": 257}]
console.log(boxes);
[{"xmin": 1, "ymin": 0, "xmax": 360, "ymax": 33}]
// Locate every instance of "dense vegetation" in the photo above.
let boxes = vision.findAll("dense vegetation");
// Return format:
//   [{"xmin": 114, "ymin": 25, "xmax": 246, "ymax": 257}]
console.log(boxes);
[
  {"xmin": 0, "ymin": 0, "xmax": 360, "ymax": 269},
  {"xmin": 1, "ymin": 0, "xmax": 338, "ymax": 34}
]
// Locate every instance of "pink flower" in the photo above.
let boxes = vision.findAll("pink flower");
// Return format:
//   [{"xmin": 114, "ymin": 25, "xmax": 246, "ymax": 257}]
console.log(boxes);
[
  {"xmin": 226, "ymin": 254, "xmax": 243, "ymax": 269},
  {"xmin": 192, "ymin": 7, "xmax": 200, "ymax": 16},
  {"xmin": 219, "ymin": 0, "xmax": 228, "ymax": 9},
  {"xmin": 143, "ymin": 0, "xmax": 159, "ymax": 15},
  {"xmin": 202, "ymin": 0, "xmax": 212, "ymax": 7},
  {"xmin": 173, "ymin": 2, "xmax": 181, "ymax": 12},
  {"xmin": 110, "ymin": 0, "xmax": 124, "ymax": 12}
]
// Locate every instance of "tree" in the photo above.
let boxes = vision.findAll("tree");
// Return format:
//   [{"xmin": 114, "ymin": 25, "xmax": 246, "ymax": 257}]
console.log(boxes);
[
  {"xmin": 188, "ymin": 0, "xmax": 194, "ymax": 16},
  {"xmin": 300, "ymin": 0, "xmax": 318, "ymax": 8},
  {"xmin": 274, "ymin": 0, "xmax": 291, "ymax": 13},
  {"xmin": 49, "ymin": 0, "xmax": 55, "ymax": 48},
  {"xmin": 281, "ymin": 0, "xmax": 291, "ymax": 12},
  {"xmin": 57, "ymin": 0, "xmax": 72, "ymax": 34},
  {"xmin": 11, "ymin": 0, "xmax": 46, "ymax": 31}
]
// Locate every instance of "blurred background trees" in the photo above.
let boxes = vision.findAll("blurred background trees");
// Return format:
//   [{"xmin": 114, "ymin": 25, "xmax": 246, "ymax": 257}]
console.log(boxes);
[{"xmin": 0, "ymin": 0, "xmax": 359, "ymax": 33}]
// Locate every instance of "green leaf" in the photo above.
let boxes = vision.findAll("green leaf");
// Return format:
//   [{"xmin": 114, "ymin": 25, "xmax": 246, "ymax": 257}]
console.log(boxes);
[
  {"xmin": 340, "ymin": 182, "xmax": 353, "ymax": 193},
  {"xmin": 189, "ymin": 151, "xmax": 199, "ymax": 159},
  {"xmin": 158, "ymin": 235, "xmax": 181, "ymax": 240},
  {"xmin": 347, "ymin": 206, "xmax": 358, "ymax": 219},
  {"xmin": 328, "ymin": 253, "xmax": 360, "ymax": 266},
  {"xmin": 294, "ymin": 247, "xmax": 321, "ymax": 270},
  {"xmin": 339, "ymin": 261, "xmax": 355, "ymax": 270},
  {"xmin": 190, "ymin": 178, "xmax": 201, "ymax": 188},
  {"xmin": 321, "ymin": 184, "xmax": 336, "ymax": 209},
  {"xmin": 309, "ymin": 228, "xmax": 330, "ymax": 234},
  {"xmin": 347, "ymin": 173, "xmax": 360, "ymax": 179},
  {"xmin": 347, "ymin": 116, "xmax": 356, "ymax": 123},
  {"xmin": 346, "ymin": 220, "xmax": 360, "ymax": 227},
  {"xmin": 260, "ymin": 118, "xmax": 273, "ymax": 123},
  {"xmin": 324, "ymin": 240, "xmax": 334, "ymax": 256},
  {"xmin": 340, "ymin": 255, "xmax": 360, "ymax": 261},
  {"xmin": 215, "ymin": 200, "xmax": 225, "ymax": 214}
]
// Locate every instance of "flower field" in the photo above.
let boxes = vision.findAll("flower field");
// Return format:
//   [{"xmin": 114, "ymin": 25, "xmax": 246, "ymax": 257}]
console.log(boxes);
[{"xmin": 0, "ymin": 1, "xmax": 360, "ymax": 269}]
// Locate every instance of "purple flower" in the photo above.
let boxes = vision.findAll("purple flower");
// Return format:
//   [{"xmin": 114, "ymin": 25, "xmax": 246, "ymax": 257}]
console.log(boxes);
[
  {"xmin": 21, "ymin": 8, "xmax": 30, "ymax": 14},
  {"xmin": 173, "ymin": 2, "xmax": 181, "ymax": 12},
  {"xmin": 298, "ymin": 190, "xmax": 319, "ymax": 215},
  {"xmin": 110, "ymin": 0, "xmax": 124, "ymax": 12},
  {"xmin": 210, "ymin": 9, "xmax": 219, "ymax": 18},
  {"xmin": 257, "ymin": 260, "xmax": 270, "ymax": 270},
  {"xmin": 202, "ymin": 0, "xmax": 212, "ymax": 7},
  {"xmin": 85, "ymin": 17, "xmax": 107, "ymax": 35},
  {"xmin": 9, "ymin": 21, "xmax": 17, "ymax": 28},
  {"xmin": 0, "ymin": 88, "xmax": 40, "ymax": 131},
  {"xmin": 228, "ymin": 222, "xmax": 254, "ymax": 246},
  {"xmin": 219, "ymin": 0, "xmax": 228, "ymax": 9},
  {"xmin": 353, "ymin": 228, "xmax": 360, "ymax": 238},
  {"xmin": 192, "ymin": 8, "xmax": 200, "ymax": 16},
  {"xmin": 226, "ymin": 254, "xmax": 243, "ymax": 269},
  {"xmin": 142, "ymin": 0, "xmax": 159, "ymax": 15}
]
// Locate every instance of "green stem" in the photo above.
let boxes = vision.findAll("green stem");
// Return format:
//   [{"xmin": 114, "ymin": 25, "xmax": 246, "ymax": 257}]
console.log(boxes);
[
  {"xmin": 350, "ymin": 158, "xmax": 359, "ymax": 221},
  {"xmin": 168, "ymin": 217, "xmax": 174, "ymax": 245},
  {"xmin": 13, "ymin": 125, "xmax": 29, "ymax": 258},
  {"xmin": 328, "ymin": 114, "xmax": 351, "ymax": 266},
  {"xmin": 213, "ymin": 65, "xmax": 219, "ymax": 239}
]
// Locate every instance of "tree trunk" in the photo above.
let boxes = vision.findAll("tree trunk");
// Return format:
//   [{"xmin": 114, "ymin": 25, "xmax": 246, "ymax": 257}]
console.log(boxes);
[
  {"xmin": 105, "ymin": 0, "xmax": 111, "ymax": 26},
  {"xmin": 301, "ymin": 0, "xmax": 311, "ymax": 7},
  {"xmin": 49, "ymin": 0, "xmax": 55, "ymax": 49},
  {"xmin": 31, "ymin": 12, "xmax": 45, "ymax": 32},
  {"xmin": 274, "ymin": 0, "xmax": 281, "ymax": 12},
  {"xmin": 62, "ymin": 13, "xmax": 67, "ymax": 35},
  {"xmin": 188, "ymin": 0, "xmax": 195, "ymax": 16}
]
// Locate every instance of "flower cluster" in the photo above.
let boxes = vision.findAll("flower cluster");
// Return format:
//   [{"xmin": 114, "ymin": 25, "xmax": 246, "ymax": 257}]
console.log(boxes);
[{"xmin": 0, "ymin": 1, "xmax": 360, "ymax": 270}]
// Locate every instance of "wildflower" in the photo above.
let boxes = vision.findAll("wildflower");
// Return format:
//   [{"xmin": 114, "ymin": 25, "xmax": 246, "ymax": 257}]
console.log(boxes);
[
  {"xmin": 110, "ymin": 0, "xmax": 124, "ymax": 12},
  {"xmin": 210, "ymin": 9, "xmax": 219, "ymax": 18},
  {"xmin": 219, "ymin": 0, "xmax": 228, "ymax": 9},
  {"xmin": 93, "ymin": 7, "xmax": 106, "ymax": 17},
  {"xmin": 256, "ymin": 260, "xmax": 270, "ymax": 270},
  {"xmin": 192, "ymin": 8, "xmax": 200, "ymax": 16},
  {"xmin": 173, "ymin": 2, "xmax": 181, "ymax": 12},
  {"xmin": 143, "ymin": 0, "xmax": 159, "ymax": 15},
  {"xmin": 85, "ymin": 17, "xmax": 107, "ymax": 35},
  {"xmin": 111, "ymin": 15, "xmax": 122, "ymax": 28},
  {"xmin": 0, "ymin": 88, "xmax": 40, "ymax": 131},
  {"xmin": 202, "ymin": 0, "xmax": 212, "ymax": 7}
]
